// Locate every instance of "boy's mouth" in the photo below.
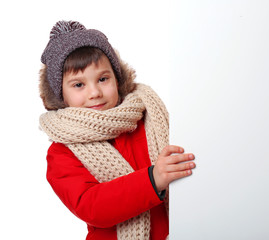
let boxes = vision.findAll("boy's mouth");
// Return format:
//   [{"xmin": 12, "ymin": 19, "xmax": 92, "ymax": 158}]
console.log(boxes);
[{"xmin": 88, "ymin": 103, "xmax": 106, "ymax": 110}]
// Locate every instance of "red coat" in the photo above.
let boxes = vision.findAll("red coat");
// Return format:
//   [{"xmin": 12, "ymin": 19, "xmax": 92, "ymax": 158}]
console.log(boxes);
[{"xmin": 46, "ymin": 120, "xmax": 169, "ymax": 239}]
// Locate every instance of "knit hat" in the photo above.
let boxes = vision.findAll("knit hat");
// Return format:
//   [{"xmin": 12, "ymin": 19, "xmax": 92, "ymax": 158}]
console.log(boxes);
[{"xmin": 41, "ymin": 20, "xmax": 122, "ymax": 100}]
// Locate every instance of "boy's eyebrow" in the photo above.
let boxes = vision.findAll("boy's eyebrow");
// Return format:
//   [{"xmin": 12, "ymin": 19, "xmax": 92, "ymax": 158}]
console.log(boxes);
[
  {"xmin": 64, "ymin": 76, "xmax": 84, "ymax": 83},
  {"xmin": 66, "ymin": 79, "xmax": 79, "ymax": 83},
  {"xmin": 64, "ymin": 69, "xmax": 114, "ymax": 82},
  {"xmin": 97, "ymin": 69, "xmax": 113, "ymax": 75}
]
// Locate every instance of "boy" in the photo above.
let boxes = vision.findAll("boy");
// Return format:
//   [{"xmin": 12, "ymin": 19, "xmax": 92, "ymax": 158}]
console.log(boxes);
[{"xmin": 39, "ymin": 20, "xmax": 195, "ymax": 240}]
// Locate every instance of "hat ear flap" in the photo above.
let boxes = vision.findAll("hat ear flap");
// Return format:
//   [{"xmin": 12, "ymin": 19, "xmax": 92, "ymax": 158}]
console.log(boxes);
[
  {"xmin": 39, "ymin": 64, "xmax": 66, "ymax": 110},
  {"xmin": 116, "ymin": 50, "xmax": 137, "ymax": 98}
]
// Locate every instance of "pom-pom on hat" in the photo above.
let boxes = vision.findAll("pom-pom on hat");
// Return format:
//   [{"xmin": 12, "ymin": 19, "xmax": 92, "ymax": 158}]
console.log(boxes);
[{"xmin": 41, "ymin": 20, "xmax": 122, "ymax": 100}]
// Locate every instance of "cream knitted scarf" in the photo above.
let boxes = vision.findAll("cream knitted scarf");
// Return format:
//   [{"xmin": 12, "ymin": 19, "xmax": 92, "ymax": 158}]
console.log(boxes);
[{"xmin": 40, "ymin": 84, "xmax": 169, "ymax": 240}]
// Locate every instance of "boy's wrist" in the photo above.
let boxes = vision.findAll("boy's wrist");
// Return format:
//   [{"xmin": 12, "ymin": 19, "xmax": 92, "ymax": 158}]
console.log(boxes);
[{"xmin": 148, "ymin": 166, "xmax": 166, "ymax": 201}]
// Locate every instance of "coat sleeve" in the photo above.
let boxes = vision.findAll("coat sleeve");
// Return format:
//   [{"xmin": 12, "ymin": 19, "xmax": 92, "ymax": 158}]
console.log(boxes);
[{"xmin": 46, "ymin": 142, "xmax": 163, "ymax": 228}]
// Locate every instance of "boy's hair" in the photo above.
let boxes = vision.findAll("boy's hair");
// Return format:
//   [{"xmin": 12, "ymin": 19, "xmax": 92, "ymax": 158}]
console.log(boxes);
[{"xmin": 63, "ymin": 47, "xmax": 106, "ymax": 76}]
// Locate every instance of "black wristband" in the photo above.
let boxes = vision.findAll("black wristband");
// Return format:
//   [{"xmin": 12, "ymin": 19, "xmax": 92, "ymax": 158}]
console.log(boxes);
[{"xmin": 148, "ymin": 166, "xmax": 166, "ymax": 201}]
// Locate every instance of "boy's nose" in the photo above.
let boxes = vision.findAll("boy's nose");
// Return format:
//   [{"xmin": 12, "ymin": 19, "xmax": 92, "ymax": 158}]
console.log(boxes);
[{"xmin": 87, "ymin": 85, "xmax": 102, "ymax": 99}]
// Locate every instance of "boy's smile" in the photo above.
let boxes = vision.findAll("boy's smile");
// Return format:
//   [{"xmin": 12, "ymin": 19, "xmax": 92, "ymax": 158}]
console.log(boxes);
[{"xmin": 62, "ymin": 55, "xmax": 119, "ymax": 110}]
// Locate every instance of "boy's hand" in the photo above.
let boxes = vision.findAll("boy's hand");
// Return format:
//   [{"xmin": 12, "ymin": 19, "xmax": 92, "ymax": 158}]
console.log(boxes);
[{"xmin": 153, "ymin": 145, "xmax": 195, "ymax": 192}]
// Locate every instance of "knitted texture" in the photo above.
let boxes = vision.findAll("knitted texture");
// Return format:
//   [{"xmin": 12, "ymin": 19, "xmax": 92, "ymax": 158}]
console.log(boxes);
[
  {"xmin": 41, "ymin": 20, "xmax": 122, "ymax": 100},
  {"xmin": 40, "ymin": 84, "xmax": 169, "ymax": 240}
]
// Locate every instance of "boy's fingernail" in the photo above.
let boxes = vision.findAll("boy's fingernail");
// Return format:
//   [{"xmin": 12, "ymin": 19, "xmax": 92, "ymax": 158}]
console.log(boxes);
[
  {"xmin": 190, "ymin": 163, "xmax": 195, "ymax": 168},
  {"xmin": 189, "ymin": 154, "xmax": 194, "ymax": 159}
]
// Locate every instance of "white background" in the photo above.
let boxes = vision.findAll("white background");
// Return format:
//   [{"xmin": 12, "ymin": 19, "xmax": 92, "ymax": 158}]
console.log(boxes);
[
  {"xmin": 0, "ymin": 0, "xmax": 171, "ymax": 239},
  {"xmin": 1, "ymin": 1, "xmax": 269, "ymax": 240},
  {"xmin": 170, "ymin": 1, "xmax": 269, "ymax": 240}
]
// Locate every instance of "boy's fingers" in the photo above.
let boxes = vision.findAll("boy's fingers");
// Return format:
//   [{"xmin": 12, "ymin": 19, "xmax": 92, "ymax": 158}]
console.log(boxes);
[
  {"xmin": 166, "ymin": 162, "xmax": 196, "ymax": 172},
  {"xmin": 168, "ymin": 153, "xmax": 195, "ymax": 164},
  {"xmin": 160, "ymin": 145, "xmax": 184, "ymax": 157},
  {"xmin": 169, "ymin": 169, "xmax": 193, "ymax": 180}
]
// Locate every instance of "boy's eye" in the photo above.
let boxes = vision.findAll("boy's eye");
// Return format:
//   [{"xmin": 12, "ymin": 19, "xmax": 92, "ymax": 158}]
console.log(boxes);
[
  {"xmin": 99, "ymin": 77, "xmax": 108, "ymax": 82},
  {"xmin": 74, "ymin": 83, "xmax": 83, "ymax": 88}
]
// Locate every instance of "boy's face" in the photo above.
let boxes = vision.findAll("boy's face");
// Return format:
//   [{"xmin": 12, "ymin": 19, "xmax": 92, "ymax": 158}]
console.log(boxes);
[{"xmin": 62, "ymin": 55, "xmax": 119, "ymax": 110}]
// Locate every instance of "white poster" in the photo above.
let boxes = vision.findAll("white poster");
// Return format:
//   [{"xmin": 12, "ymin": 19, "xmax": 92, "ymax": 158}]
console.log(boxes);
[{"xmin": 169, "ymin": 1, "xmax": 269, "ymax": 239}]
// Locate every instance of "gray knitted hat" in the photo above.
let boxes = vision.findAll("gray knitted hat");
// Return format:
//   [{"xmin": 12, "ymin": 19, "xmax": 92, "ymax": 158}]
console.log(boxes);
[{"xmin": 41, "ymin": 20, "xmax": 122, "ymax": 100}]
